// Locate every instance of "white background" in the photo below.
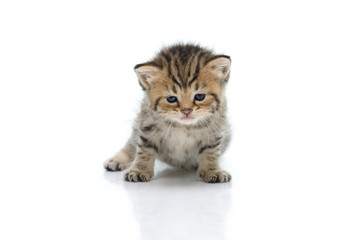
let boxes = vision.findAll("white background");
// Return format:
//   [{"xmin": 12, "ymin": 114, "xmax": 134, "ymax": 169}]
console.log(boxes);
[{"xmin": 0, "ymin": 0, "xmax": 361, "ymax": 239}]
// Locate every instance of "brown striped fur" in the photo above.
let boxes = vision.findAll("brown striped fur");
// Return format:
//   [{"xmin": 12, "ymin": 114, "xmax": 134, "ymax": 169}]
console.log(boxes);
[{"xmin": 104, "ymin": 43, "xmax": 232, "ymax": 183}]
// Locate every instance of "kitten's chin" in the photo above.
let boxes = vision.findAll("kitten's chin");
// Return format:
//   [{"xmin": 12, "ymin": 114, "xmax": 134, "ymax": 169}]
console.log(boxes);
[{"xmin": 174, "ymin": 116, "xmax": 199, "ymax": 125}]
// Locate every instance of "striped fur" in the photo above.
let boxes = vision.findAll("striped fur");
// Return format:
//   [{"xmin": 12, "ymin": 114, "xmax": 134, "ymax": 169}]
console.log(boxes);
[{"xmin": 104, "ymin": 43, "xmax": 232, "ymax": 183}]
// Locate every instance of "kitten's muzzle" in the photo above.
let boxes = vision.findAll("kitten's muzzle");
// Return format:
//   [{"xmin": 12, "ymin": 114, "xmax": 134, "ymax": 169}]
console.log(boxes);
[{"xmin": 181, "ymin": 108, "xmax": 193, "ymax": 116}]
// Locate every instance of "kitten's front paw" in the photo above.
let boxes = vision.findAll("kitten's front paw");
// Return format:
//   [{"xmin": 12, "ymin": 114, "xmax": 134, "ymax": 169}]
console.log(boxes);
[
  {"xmin": 104, "ymin": 150, "xmax": 132, "ymax": 171},
  {"xmin": 197, "ymin": 169, "xmax": 232, "ymax": 183},
  {"xmin": 104, "ymin": 159, "xmax": 130, "ymax": 171},
  {"xmin": 124, "ymin": 168, "xmax": 154, "ymax": 182}
]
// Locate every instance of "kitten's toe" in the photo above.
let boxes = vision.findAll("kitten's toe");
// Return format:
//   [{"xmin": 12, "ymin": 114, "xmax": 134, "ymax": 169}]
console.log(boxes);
[
  {"xmin": 104, "ymin": 150, "xmax": 133, "ymax": 171},
  {"xmin": 197, "ymin": 169, "xmax": 206, "ymax": 178},
  {"xmin": 217, "ymin": 170, "xmax": 232, "ymax": 183},
  {"xmin": 104, "ymin": 159, "xmax": 119, "ymax": 171},
  {"xmin": 205, "ymin": 173, "xmax": 219, "ymax": 183},
  {"xmin": 118, "ymin": 162, "xmax": 131, "ymax": 171},
  {"xmin": 124, "ymin": 169, "xmax": 153, "ymax": 182},
  {"xmin": 104, "ymin": 159, "xmax": 130, "ymax": 171},
  {"xmin": 139, "ymin": 172, "xmax": 151, "ymax": 182},
  {"xmin": 198, "ymin": 169, "xmax": 231, "ymax": 183}
]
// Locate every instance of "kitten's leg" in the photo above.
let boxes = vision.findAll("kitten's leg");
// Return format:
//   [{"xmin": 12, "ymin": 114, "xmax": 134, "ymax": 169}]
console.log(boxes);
[
  {"xmin": 104, "ymin": 133, "xmax": 137, "ymax": 171},
  {"xmin": 197, "ymin": 146, "xmax": 231, "ymax": 183},
  {"xmin": 124, "ymin": 137, "xmax": 157, "ymax": 182}
]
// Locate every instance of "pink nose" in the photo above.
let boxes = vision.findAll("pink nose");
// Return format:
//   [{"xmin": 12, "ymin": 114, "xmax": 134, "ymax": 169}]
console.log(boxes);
[{"xmin": 181, "ymin": 108, "xmax": 193, "ymax": 116}]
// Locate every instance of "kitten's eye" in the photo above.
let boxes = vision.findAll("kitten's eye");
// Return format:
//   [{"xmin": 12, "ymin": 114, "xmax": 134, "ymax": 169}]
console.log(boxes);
[
  {"xmin": 166, "ymin": 96, "xmax": 178, "ymax": 103},
  {"xmin": 194, "ymin": 94, "xmax": 206, "ymax": 101}
]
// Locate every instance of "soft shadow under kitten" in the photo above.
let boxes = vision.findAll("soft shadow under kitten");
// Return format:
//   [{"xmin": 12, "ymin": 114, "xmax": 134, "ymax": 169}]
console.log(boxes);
[{"xmin": 104, "ymin": 43, "xmax": 232, "ymax": 183}]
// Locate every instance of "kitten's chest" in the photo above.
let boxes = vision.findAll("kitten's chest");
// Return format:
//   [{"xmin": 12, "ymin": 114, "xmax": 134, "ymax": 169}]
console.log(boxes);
[
  {"xmin": 163, "ymin": 128, "xmax": 198, "ymax": 151},
  {"xmin": 156, "ymin": 127, "xmax": 206, "ymax": 159}
]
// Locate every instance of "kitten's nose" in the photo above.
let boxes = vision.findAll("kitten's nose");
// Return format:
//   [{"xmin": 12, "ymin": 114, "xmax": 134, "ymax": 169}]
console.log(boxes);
[{"xmin": 181, "ymin": 108, "xmax": 193, "ymax": 116}]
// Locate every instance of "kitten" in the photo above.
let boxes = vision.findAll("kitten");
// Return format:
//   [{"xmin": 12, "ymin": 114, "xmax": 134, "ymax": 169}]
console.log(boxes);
[{"xmin": 104, "ymin": 43, "xmax": 232, "ymax": 183}]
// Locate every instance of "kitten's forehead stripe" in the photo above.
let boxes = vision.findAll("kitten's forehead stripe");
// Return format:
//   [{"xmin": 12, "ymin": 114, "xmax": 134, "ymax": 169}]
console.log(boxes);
[
  {"xmin": 186, "ymin": 52, "xmax": 202, "ymax": 87},
  {"xmin": 188, "ymin": 75, "xmax": 198, "ymax": 87},
  {"xmin": 174, "ymin": 59, "xmax": 182, "ymax": 81},
  {"xmin": 171, "ymin": 76, "xmax": 182, "ymax": 88}
]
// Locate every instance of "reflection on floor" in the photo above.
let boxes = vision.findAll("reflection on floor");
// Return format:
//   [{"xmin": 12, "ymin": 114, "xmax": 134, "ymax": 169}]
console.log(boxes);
[{"xmin": 103, "ymin": 163, "xmax": 232, "ymax": 240}]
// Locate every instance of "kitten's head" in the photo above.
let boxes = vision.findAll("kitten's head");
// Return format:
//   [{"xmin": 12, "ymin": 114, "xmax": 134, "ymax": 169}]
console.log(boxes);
[{"xmin": 134, "ymin": 44, "xmax": 231, "ymax": 125}]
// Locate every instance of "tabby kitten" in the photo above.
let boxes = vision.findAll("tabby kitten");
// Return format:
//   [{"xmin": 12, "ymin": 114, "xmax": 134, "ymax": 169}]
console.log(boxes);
[{"xmin": 104, "ymin": 43, "xmax": 232, "ymax": 183}]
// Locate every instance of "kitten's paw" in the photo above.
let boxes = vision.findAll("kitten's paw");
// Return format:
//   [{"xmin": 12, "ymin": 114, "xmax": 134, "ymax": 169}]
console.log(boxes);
[
  {"xmin": 104, "ymin": 151, "xmax": 132, "ymax": 171},
  {"xmin": 197, "ymin": 169, "xmax": 232, "ymax": 183},
  {"xmin": 104, "ymin": 159, "xmax": 130, "ymax": 171},
  {"xmin": 124, "ymin": 168, "xmax": 154, "ymax": 182}
]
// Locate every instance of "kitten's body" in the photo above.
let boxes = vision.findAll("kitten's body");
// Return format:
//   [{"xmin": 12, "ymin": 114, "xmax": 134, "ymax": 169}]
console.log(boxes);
[{"xmin": 104, "ymin": 44, "xmax": 232, "ymax": 183}]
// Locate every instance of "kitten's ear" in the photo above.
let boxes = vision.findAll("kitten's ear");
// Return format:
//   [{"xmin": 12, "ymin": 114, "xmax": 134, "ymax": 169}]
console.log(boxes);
[
  {"xmin": 205, "ymin": 55, "xmax": 231, "ymax": 81},
  {"xmin": 134, "ymin": 63, "xmax": 160, "ymax": 90}
]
